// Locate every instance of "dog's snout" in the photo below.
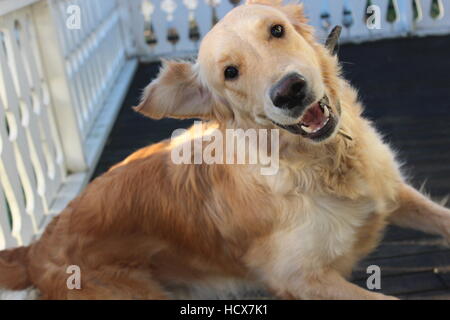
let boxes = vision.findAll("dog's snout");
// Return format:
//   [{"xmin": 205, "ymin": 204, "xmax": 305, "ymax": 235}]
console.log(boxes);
[{"xmin": 270, "ymin": 73, "xmax": 308, "ymax": 110}]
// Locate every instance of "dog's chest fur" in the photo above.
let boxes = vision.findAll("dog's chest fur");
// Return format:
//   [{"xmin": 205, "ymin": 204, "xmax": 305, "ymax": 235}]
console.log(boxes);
[
  {"xmin": 265, "ymin": 170, "xmax": 378, "ymax": 265},
  {"xmin": 248, "ymin": 136, "xmax": 397, "ymax": 271}
]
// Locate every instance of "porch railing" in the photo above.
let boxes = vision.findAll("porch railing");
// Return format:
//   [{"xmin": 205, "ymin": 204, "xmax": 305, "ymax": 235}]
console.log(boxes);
[
  {"xmin": 0, "ymin": 0, "xmax": 449, "ymax": 251},
  {"xmin": 0, "ymin": 0, "xmax": 145, "ymax": 249},
  {"xmin": 140, "ymin": 0, "xmax": 450, "ymax": 59}
]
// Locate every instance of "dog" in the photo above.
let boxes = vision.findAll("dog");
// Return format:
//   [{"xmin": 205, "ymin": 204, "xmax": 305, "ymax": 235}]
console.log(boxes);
[{"xmin": 1, "ymin": 0, "xmax": 450, "ymax": 300}]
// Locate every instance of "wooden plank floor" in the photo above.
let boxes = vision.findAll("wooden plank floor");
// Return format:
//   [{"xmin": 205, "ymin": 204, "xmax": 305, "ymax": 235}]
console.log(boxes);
[{"xmin": 93, "ymin": 34, "xmax": 450, "ymax": 299}]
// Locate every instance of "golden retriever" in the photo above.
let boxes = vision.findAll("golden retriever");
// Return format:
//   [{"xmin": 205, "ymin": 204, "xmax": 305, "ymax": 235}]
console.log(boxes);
[{"xmin": 1, "ymin": 0, "xmax": 450, "ymax": 300}]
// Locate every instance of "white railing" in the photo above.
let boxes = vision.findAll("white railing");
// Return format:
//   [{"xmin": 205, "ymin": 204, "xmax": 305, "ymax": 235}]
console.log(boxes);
[
  {"xmin": 309, "ymin": 0, "xmax": 450, "ymax": 42},
  {"xmin": 0, "ymin": 0, "xmax": 144, "ymax": 249},
  {"xmin": 140, "ymin": 0, "xmax": 450, "ymax": 59}
]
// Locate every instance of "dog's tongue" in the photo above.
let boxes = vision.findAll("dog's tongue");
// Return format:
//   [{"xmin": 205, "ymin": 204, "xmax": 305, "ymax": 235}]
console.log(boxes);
[{"xmin": 301, "ymin": 103, "xmax": 326, "ymax": 129}]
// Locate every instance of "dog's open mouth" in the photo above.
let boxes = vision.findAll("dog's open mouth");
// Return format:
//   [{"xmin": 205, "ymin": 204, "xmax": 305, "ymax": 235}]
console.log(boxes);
[{"xmin": 273, "ymin": 96, "xmax": 337, "ymax": 141}]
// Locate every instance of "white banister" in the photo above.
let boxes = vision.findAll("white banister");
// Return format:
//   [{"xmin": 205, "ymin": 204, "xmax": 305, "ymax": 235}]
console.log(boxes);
[
  {"xmin": 0, "ymin": 6, "xmax": 53, "ymax": 245},
  {"xmin": 414, "ymin": 0, "xmax": 449, "ymax": 35},
  {"xmin": 0, "ymin": 0, "xmax": 40, "ymax": 16},
  {"xmin": 118, "ymin": 0, "xmax": 150, "ymax": 57},
  {"xmin": 136, "ymin": 0, "xmax": 450, "ymax": 60},
  {"xmin": 0, "ymin": 0, "xmax": 142, "ymax": 250},
  {"xmin": 32, "ymin": 0, "xmax": 88, "ymax": 173}
]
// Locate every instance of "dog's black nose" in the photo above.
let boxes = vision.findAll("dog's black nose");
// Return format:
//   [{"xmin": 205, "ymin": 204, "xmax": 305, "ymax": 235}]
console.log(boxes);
[{"xmin": 270, "ymin": 73, "xmax": 308, "ymax": 109}]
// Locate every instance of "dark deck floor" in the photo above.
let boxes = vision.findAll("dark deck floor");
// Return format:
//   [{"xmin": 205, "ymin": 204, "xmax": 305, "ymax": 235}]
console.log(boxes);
[{"xmin": 93, "ymin": 34, "xmax": 450, "ymax": 299}]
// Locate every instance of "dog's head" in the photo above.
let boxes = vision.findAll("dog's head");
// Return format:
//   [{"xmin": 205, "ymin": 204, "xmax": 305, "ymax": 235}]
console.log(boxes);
[{"xmin": 136, "ymin": 0, "xmax": 343, "ymax": 143}]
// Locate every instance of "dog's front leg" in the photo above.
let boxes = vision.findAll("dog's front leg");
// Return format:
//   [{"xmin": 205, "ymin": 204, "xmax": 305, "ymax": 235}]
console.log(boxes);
[
  {"xmin": 261, "ymin": 268, "xmax": 397, "ymax": 300},
  {"xmin": 389, "ymin": 184, "xmax": 450, "ymax": 241}
]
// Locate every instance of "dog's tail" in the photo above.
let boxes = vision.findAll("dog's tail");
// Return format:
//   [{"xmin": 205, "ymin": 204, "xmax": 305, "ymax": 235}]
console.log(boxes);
[{"xmin": 0, "ymin": 246, "xmax": 32, "ymax": 290}]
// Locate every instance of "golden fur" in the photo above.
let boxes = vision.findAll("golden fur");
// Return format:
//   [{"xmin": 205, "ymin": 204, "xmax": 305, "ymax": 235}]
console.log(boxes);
[{"xmin": 1, "ymin": 0, "xmax": 450, "ymax": 300}]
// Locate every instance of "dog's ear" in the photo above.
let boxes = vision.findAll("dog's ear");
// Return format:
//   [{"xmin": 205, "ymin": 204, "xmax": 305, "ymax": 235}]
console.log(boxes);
[
  {"xmin": 134, "ymin": 60, "xmax": 214, "ymax": 120},
  {"xmin": 325, "ymin": 26, "xmax": 342, "ymax": 56}
]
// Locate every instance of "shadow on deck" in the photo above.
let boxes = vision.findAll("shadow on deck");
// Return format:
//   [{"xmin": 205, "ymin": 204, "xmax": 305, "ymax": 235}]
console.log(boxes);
[{"xmin": 93, "ymin": 34, "xmax": 450, "ymax": 299}]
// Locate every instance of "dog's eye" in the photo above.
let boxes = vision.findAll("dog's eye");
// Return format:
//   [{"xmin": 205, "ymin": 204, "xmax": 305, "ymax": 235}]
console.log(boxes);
[
  {"xmin": 270, "ymin": 24, "xmax": 284, "ymax": 38},
  {"xmin": 224, "ymin": 66, "xmax": 239, "ymax": 80}
]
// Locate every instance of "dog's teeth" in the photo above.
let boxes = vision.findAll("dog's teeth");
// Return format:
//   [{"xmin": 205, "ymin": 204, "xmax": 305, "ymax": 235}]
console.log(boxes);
[
  {"xmin": 324, "ymin": 106, "xmax": 330, "ymax": 118},
  {"xmin": 301, "ymin": 125, "xmax": 313, "ymax": 133}
]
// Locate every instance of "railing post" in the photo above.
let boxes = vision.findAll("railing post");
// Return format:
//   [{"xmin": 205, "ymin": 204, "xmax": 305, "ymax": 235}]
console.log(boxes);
[
  {"xmin": 397, "ymin": 0, "xmax": 415, "ymax": 35},
  {"xmin": 30, "ymin": 0, "xmax": 88, "ymax": 173},
  {"xmin": 118, "ymin": 0, "xmax": 152, "ymax": 58}
]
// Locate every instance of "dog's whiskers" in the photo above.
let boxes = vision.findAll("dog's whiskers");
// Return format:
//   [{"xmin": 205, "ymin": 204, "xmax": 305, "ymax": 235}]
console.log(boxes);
[{"xmin": 338, "ymin": 130, "xmax": 353, "ymax": 141}]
